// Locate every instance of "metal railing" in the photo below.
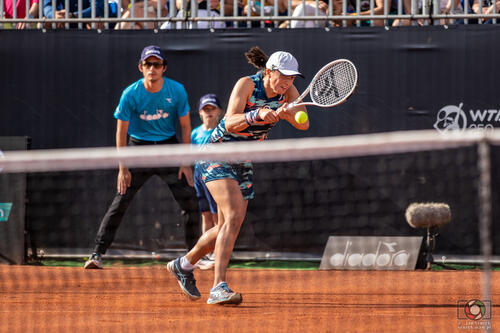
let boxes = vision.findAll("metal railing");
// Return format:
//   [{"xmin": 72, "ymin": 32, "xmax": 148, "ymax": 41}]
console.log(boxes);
[{"xmin": 1, "ymin": 0, "xmax": 499, "ymax": 29}]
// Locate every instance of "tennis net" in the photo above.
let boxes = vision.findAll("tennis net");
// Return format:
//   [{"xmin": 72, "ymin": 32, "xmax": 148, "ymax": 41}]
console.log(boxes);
[
  {"xmin": 0, "ymin": 129, "xmax": 496, "ymax": 332},
  {"xmin": 0, "ymin": 130, "xmax": 496, "ymax": 259}
]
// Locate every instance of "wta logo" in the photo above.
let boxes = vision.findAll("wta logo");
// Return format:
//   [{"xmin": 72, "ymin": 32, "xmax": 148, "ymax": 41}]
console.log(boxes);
[
  {"xmin": 434, "ymin": 103, "xmax": 500, "ymax": 133},
  {"xmin": 457, "ymin": 299, "xmax": 491, "ymax": 321}
]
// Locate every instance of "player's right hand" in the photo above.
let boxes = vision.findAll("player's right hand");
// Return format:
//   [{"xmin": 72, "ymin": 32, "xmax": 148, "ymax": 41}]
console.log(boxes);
[
  {"xmin": 258, "ymin": 107, "xmax": 279, "ymax": 123},
  {"xmin": 117, "ymin": 168, "xmax": 131, "ymax": 195}
]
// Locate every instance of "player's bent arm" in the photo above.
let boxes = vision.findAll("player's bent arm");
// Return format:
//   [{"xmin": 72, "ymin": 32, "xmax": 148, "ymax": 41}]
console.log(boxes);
[
  {"xmin": 280, "ymin": 85, "xmax": 309, "ymax": 131},
  {"xmin": 224, "ymin": 77, "xmax": 255, "ymax": 133},
  {"xmin": 225, "ymin": 77, "xmax": 281, "ymax": 132}
]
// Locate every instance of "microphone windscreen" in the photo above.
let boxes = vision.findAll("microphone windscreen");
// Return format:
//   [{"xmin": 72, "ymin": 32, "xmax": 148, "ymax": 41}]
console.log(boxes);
[{"xmin": 405, "ymin": 202, "xmax": 451, "ymax": 228}]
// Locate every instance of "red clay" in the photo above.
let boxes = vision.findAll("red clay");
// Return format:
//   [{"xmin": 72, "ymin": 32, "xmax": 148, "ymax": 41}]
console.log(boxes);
[{"xmin": 0, "ymin": 266, "xmax": 498, "ymax": 332}]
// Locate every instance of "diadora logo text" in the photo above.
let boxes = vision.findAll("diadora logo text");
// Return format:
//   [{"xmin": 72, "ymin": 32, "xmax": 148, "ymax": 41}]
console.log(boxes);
[
  {"xmin": 140, "ymin": 109, "xmax": 170, "ymax": 121},
  {"xmin": 320, "ymin": 236, "xmax": 422, "ymax": 271},
  {"xmin": 330, "ymin": 240, "xmax": 410, "ymax": 268},
  {"xmin": 434, "ymin": 103, "xmax": 499, "ymax": 133}
]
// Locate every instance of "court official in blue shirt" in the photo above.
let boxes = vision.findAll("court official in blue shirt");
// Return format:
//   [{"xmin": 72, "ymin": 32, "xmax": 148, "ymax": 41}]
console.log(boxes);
[
  {"xmin": 114, "ymin": 75, "xmax": 190, "ymax": 142},
  {"xmin": 84, "ymin": 45, "xmax": 200, "ymax": 269}
]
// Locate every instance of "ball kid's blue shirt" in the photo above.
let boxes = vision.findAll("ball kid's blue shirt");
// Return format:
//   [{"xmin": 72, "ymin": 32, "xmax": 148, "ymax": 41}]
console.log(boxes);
[
  {"xmin": 114, "ymin": 77, "xmax": 190, "ymax": 141},
  {"xmin": 191, "ymin": 125, "xmax": 215, "ymax": 146}
]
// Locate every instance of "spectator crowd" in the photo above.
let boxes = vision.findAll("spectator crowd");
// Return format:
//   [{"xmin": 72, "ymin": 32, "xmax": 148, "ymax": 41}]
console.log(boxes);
[{"xmin": 1, "ymin": 0, "xmax": 499, "ymax": 29}]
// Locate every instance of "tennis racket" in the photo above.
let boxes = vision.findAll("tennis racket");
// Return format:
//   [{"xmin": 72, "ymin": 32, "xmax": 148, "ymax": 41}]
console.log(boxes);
[{"xmin": 286, "ymin": 59, "xmax": 358, "ymax": 110}]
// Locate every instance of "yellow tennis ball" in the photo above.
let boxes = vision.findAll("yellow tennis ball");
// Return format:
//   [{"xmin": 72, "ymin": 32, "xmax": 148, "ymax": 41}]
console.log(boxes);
[{"xmin": 295, "ymin": 111, "xmax": 308, "ymax": 124}]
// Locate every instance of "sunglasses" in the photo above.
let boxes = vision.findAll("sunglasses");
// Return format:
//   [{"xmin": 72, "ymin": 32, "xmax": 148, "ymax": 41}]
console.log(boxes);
[{"xmin": 142, "ymin": 61, "xmax": 164, "ymax": 69}]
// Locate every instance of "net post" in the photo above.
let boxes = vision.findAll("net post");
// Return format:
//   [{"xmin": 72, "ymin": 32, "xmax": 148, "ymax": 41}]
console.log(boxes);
[{"xmin": 477, "ymin": 138, "xmax": 492, "ymax": 333}]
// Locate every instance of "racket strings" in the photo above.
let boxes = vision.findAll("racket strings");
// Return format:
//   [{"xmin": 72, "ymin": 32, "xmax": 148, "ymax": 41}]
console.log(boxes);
[{"xmin": 311, "ymin": 62, "xmax": 357, "ymax": 106}]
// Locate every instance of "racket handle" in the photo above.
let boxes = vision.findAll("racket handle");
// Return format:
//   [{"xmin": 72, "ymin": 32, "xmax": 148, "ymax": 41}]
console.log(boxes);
[{"xmin": 285, "ymin": 102, "xmax": 297, "ymax": 111}]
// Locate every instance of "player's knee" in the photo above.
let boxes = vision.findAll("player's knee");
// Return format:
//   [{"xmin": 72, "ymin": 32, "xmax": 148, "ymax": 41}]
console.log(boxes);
[{"xmin": 223, "ymin": 211, "xmax": 245, "ymax": 228}]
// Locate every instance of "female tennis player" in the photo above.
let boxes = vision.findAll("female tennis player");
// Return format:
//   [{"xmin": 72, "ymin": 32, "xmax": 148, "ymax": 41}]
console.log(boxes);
[{"xmin": 168, "ymin": 46, "xmax": 309, "ymax": 305}]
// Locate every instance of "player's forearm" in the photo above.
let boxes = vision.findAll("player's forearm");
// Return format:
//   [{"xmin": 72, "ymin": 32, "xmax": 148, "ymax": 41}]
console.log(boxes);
[
  {"xmin": 226, "ymin": 107, "xmax": 282, "ymax": 132},
  {"xmin": 225, "ymin": 113, "xmax": 251, "ymax": 133}
]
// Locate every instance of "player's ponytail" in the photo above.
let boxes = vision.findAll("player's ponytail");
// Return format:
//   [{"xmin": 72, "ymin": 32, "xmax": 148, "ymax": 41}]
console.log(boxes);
[{"xmin": 245, "ymin": 46, "xmax": 268, "ymax": 70}]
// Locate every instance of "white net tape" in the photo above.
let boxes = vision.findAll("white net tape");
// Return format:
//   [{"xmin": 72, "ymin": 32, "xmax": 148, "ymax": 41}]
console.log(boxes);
[{"xmin": 1, "ymin": 129, "xmax": 500, "ymax": 173}]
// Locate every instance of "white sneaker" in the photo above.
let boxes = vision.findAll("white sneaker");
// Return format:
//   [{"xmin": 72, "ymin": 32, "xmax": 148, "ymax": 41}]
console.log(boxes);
[
  {"xmin": 84, "ymin": 253, "xmax": 103, "ymax": 269},
  {"xmin": 207, "ymin": 282, "xmax": 242, "ymax": 305},
  {"xmin": 195, "ymin": 255, "xmax": 215, "ymax": 270}
]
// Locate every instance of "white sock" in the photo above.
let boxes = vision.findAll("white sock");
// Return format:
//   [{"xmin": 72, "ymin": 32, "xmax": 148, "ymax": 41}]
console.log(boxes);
[
  {"xmin": 212, "ymin": 281, "xmax": 226, "ymax": 291},
  {"xmin": 180, "ymin": 256, "xmax": 194, "ymax": 271}
]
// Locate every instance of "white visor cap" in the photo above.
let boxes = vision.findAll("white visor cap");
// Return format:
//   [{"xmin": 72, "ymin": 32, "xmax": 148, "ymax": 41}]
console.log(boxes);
[{"xmin": 265, "ymin": 51, "xmax": 303, "ymax": 77}]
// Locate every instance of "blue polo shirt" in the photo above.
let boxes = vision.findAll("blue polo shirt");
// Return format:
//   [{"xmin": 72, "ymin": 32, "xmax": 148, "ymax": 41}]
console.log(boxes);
[{"xmin": 114, "ymin": 77, "xmax": 190, "ymax": 141}]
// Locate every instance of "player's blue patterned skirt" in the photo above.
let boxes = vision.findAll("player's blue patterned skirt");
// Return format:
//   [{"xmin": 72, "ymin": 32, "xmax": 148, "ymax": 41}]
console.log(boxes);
[{"xmin": 196, "ymin": 161, "xmax": 254, "ymax": 200}]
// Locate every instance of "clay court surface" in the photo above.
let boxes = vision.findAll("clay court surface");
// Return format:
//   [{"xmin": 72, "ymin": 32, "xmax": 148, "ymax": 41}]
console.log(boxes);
[{"xmin": 0, "ymin": 265, "xmax": 498, "ymax": 332}]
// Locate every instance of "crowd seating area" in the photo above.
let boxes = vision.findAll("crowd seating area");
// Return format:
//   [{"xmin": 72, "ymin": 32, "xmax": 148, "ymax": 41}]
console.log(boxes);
[{"xmin": 1, "ymin": 0, "xmax": 499, "ymax": 29}]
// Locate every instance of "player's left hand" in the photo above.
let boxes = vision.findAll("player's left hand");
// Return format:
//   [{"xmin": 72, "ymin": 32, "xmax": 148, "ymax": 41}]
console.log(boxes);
[
  {"xmin": 258, "ymin": 107, "xmax": 280, "ymax": 123},
  {"xmin": 178, "ymin": 165, "xmax": 194, "ymax": 187}
]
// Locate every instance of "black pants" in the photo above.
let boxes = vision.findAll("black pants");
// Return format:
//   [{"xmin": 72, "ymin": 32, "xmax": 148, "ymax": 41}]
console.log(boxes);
[{"xmin": 93, "ymin": 137, "xmax": 200, "ymax": 254}]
